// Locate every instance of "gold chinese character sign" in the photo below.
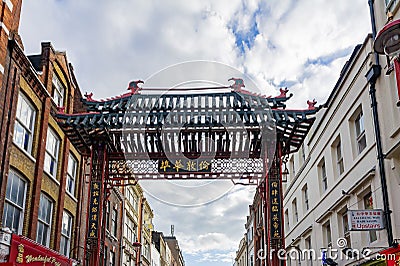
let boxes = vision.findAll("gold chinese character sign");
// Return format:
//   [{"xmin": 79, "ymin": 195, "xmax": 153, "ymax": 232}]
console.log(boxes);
[
  {"xmin": 88, "ymin": 181, "xmax": 102, "ymax": 239},
  {"xmin": 158, "ymin": 159, "xmax": 212, "ymax": 173}
]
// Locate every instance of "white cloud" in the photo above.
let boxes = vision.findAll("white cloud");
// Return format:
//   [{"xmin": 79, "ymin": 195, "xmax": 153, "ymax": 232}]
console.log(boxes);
[{"xmin": 198, "ymin": 251, "xmax": 236, "ymax": 263}]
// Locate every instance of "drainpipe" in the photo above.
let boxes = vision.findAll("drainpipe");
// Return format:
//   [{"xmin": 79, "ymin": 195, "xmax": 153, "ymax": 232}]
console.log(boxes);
[
  {"xmin": 369, "ymin": 0, "xmax": 380, "ymax": 65},
  {"xmin": 245, "ymin": 233, "xmax": 248, "ymax": 266},
  {"xmin": 136, "ymin": 196, "xmax": 145, "ymax": 266},
  {"xmin": 367, "ymin": 0, "xmax": 394, "ymax": 247},
  {"xmin": 120, "ymin": 192, "xmax": 126, "ymax": 266},
  {"xmin": 0, "ymin": 38, "xmax": 15, "ymax": 201},
  {"xmin": 74, "ymin": 155, "xmax": 88, "ymax": 264}
]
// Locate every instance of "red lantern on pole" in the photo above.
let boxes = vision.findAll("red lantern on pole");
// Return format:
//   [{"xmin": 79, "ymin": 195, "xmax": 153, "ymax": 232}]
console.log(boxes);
[{"xmin": 374, "ymin": 18, "xmax": 400, "ymax": 106}]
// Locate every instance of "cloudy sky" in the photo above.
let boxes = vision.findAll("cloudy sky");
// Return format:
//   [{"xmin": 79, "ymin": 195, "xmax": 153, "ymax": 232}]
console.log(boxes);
[{"xmin": 20, "ymin": 1, "xmax": 371, "ymax": 265}]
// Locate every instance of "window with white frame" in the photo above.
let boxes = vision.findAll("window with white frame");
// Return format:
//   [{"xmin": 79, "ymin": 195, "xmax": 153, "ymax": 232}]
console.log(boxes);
[
  {"xmin": 60, "ymin": 211, "xmax": 73, "ymax": 257},
  {"xmin": 324, "ymin": 221, "xmax": 332, "ymax": 247},
  {"xmin": 292, "ymin": 198, "xmax": 298, "ymax": 223},
  {"xmin": 106, "ymin": 200, "xmax": 110, "ymax": 231},
  {"xmin": 36, "ymin": 193, "xmax": 53, "ymax": 247},
  {"xmin": 305, "ymin": 236, "xmax": 313, "ymax": 265},
  {"xmin": 125, "ymin": 216, "xmax": 137, "ymax": 243},
  {"xmin": 336, "ymin": 140, "xmax": 344, "ymax": 175},
  {"xmin": 290, "ymin": 156, "xmax": 295, "ymax": 179},
  {"xmin": 302, "ymin": 184, "xmax": 309, "ymax": 212},
  {"xmin": 2, "ymin": 170, "xmax": 27, "ymax": 234},
  {"xmin": 125, "ymin": 187, "xmax": 133, "ymax": 204},
  {"xmin": 296, "ymin": 245, "xmax": 301, "ymax": 265},
  {"xmin": 52, "ymin": 74, "xmax": 65, "ymax": 107},
  {"xmin": 355, "ymin": 111, "xmax": 366, "ymax": 154},
  {"xmin": 44, "ymin": 128, "xmax": 60, "ymax": 177},
  {"xmin": 247, "ymin": 225, "xmax": 253, "ymax": 243},
  {"xmin": 126, "ymin": 187, "xmax": 138, "ymax": 211},
  {"xmin": 299, "ymin": 143, "xmax": 306, "ymax": 164},
  {"xmin": 285, "ymin": 209, "xmax": 290, "ymax": 231},
  {"xmin": 14, "ymin": 93, "xmax": 36, "ymax": 153},
  {"xmin": 103, "ymin": 246, "xmax": 108, "ymax": 266},
  {"xmin": 319, "ymin": 159, "xmax": 328, "ymax": 192},
  {"xmin": 249, "ymin": 251, "xmax": 254, "ymax": 266},
  {"xmin": 110, "ymin": 250, "xmax": 115, "ymax": 266},
  {"xmin": 111, "ymin": 208, "xmax": 117, "ymax": 236},
  {"xmin": 341, "ymin": 209, "xmax": 351, "ymax": 247},
  {"xmin": 143, "ymin": 240, "xmax": 150, "ymax": 260},
  {"xmin": 66, "ymin": 154, "xmax": 77, "ymax": 196}
]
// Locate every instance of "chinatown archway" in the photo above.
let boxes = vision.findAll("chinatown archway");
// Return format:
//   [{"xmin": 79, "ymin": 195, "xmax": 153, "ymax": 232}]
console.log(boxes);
[{"xmin": 56, "ymin": 78, "xmax": 317, "ymax": 266}]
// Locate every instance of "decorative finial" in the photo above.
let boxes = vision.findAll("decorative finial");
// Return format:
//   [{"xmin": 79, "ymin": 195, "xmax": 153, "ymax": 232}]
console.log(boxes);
[
  {"xmin": 84, "ymin": 92, "xmax": 94, "ymax": 101},
  {"xmin": 276, "ymin": 87, "xmax": 289, "ymax": 98},
  {"xmin": 128, "ymin": 80, "xmax": 144, "ymax": 94},
  {"xmin": 57, "ymin": 106, "xmax": 66, "ymax": 113},
  {"xmin": 228, "ymin": 77, "xmax": 245, "ymax": 91},
  {"xmin": 307, "ymin": 99, "xmax": 317, "ymax": 110}
]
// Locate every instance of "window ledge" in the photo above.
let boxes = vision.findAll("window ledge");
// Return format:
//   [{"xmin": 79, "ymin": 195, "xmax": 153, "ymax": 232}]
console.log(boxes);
[
  {"xmin": 65, "ymin": 191, "xmax": 78, "ymax": 202},
  {"xmin": 43, "ymin": 170, "xmax": 60, "ymax": 185},
  {"xmin": 12, "ymin": 142, "xmax": 36, "ymax": 163},
  {"xmin": 49, "ymin": 95, "xmax": 61, "ymax": 108},
  {"xmin": 106, "ymin": 231, "xmax": 118, "ymax": 242},
  {"xmin": 316, "ymin": 210, "xmax": 333, "ymax": 224},
  {"xmin": 390, "ymin": 124, "xmax": 400, "ymax": 139}
]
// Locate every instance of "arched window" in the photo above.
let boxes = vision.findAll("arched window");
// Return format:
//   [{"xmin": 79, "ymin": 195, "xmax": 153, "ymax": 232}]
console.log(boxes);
[
  {"xmin": 44, "ymin": 127, "xmax": 60, "ymax": 178},
  {"xmin": 36, "ymin": 193, "xmax": 53, "ymax": 247},
  {"xmin": 14, "ymin": 92, "xmax": 36, "ymax": 154},
  {"xmin": 60, "ymin": 211, "xmax": 73, "ymax": 257},
  {"xmin": 2, "ymin": 169, "xmax": 27, "ymax": 234}
]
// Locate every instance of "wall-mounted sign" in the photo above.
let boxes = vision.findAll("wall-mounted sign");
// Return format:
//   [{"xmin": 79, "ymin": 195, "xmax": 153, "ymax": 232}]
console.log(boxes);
[
  {"xmin": 8, "ymin": 234, "xmax": 75, "ymax": 265},
  {"xmin": 88, "ymin": 181, "xmax": 102, "ymax": 239},
  {"xmin": 269, "ymin": 161, "xmax": 282, "ymax": 240},
  {"xmin": 348, "ymin": 209, "xmax": 384, "ymax": 231},
  {"xmin": 158, "ymin": 159, "xmax": 212, "ymax": 173},
  {"xmin": 380, "ymin": 245, "xmax": 400, "ymax": 266}
]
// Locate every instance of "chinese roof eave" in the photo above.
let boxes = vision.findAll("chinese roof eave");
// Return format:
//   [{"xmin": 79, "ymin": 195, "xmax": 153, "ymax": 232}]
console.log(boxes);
[
  {"xmin": 56, "ymin": 107, "xmax": 317, "ymax": 156},
  {"xmin": 80, "ymin": 91, "xmax": 293, "ymax": 112}
]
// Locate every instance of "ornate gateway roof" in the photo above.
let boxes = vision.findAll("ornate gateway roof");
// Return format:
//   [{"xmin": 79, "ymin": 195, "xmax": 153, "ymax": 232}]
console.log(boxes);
[{"xmin": 56, "ymin": 79, "xmax": 318, "ymax": 180}]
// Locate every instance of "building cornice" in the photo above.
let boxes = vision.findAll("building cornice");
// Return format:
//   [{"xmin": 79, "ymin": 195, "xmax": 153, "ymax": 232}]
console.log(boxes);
[{"xmin": 10, "ymin": 40, "xmax": 50, "ymax": 101}]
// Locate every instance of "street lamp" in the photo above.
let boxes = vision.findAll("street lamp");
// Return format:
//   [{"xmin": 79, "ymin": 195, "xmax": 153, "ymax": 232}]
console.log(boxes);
[
  {"xmin": 374, "ymin": 18, "xmax": 400, "ymax": 56},
  {"xmin": 374, "ymin": 17, "xmax": 400, "ymax": 106}
]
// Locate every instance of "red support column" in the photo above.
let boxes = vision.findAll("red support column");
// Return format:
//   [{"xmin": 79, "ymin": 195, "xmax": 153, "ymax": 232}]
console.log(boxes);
[
  {"xmin": 86, "ymin": 142, "xmax": 108, "ymax": 266},
  {"xmin": 264, "ymin": 142, "xmax": 285, "ymax": 266}
]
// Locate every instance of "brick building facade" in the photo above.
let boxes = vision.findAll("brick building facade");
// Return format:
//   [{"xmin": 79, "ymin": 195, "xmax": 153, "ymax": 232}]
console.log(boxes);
[
  {"xmin": 0, "ymin": 0, "xmax": 24, "ymax": 217},
  {"xmin": 0, "ymin": 35, "xmax": 87, "ymax": 262},
  {"xmin": 0, "ymin": 0, "xmax": 91, "ymax": 263}
]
